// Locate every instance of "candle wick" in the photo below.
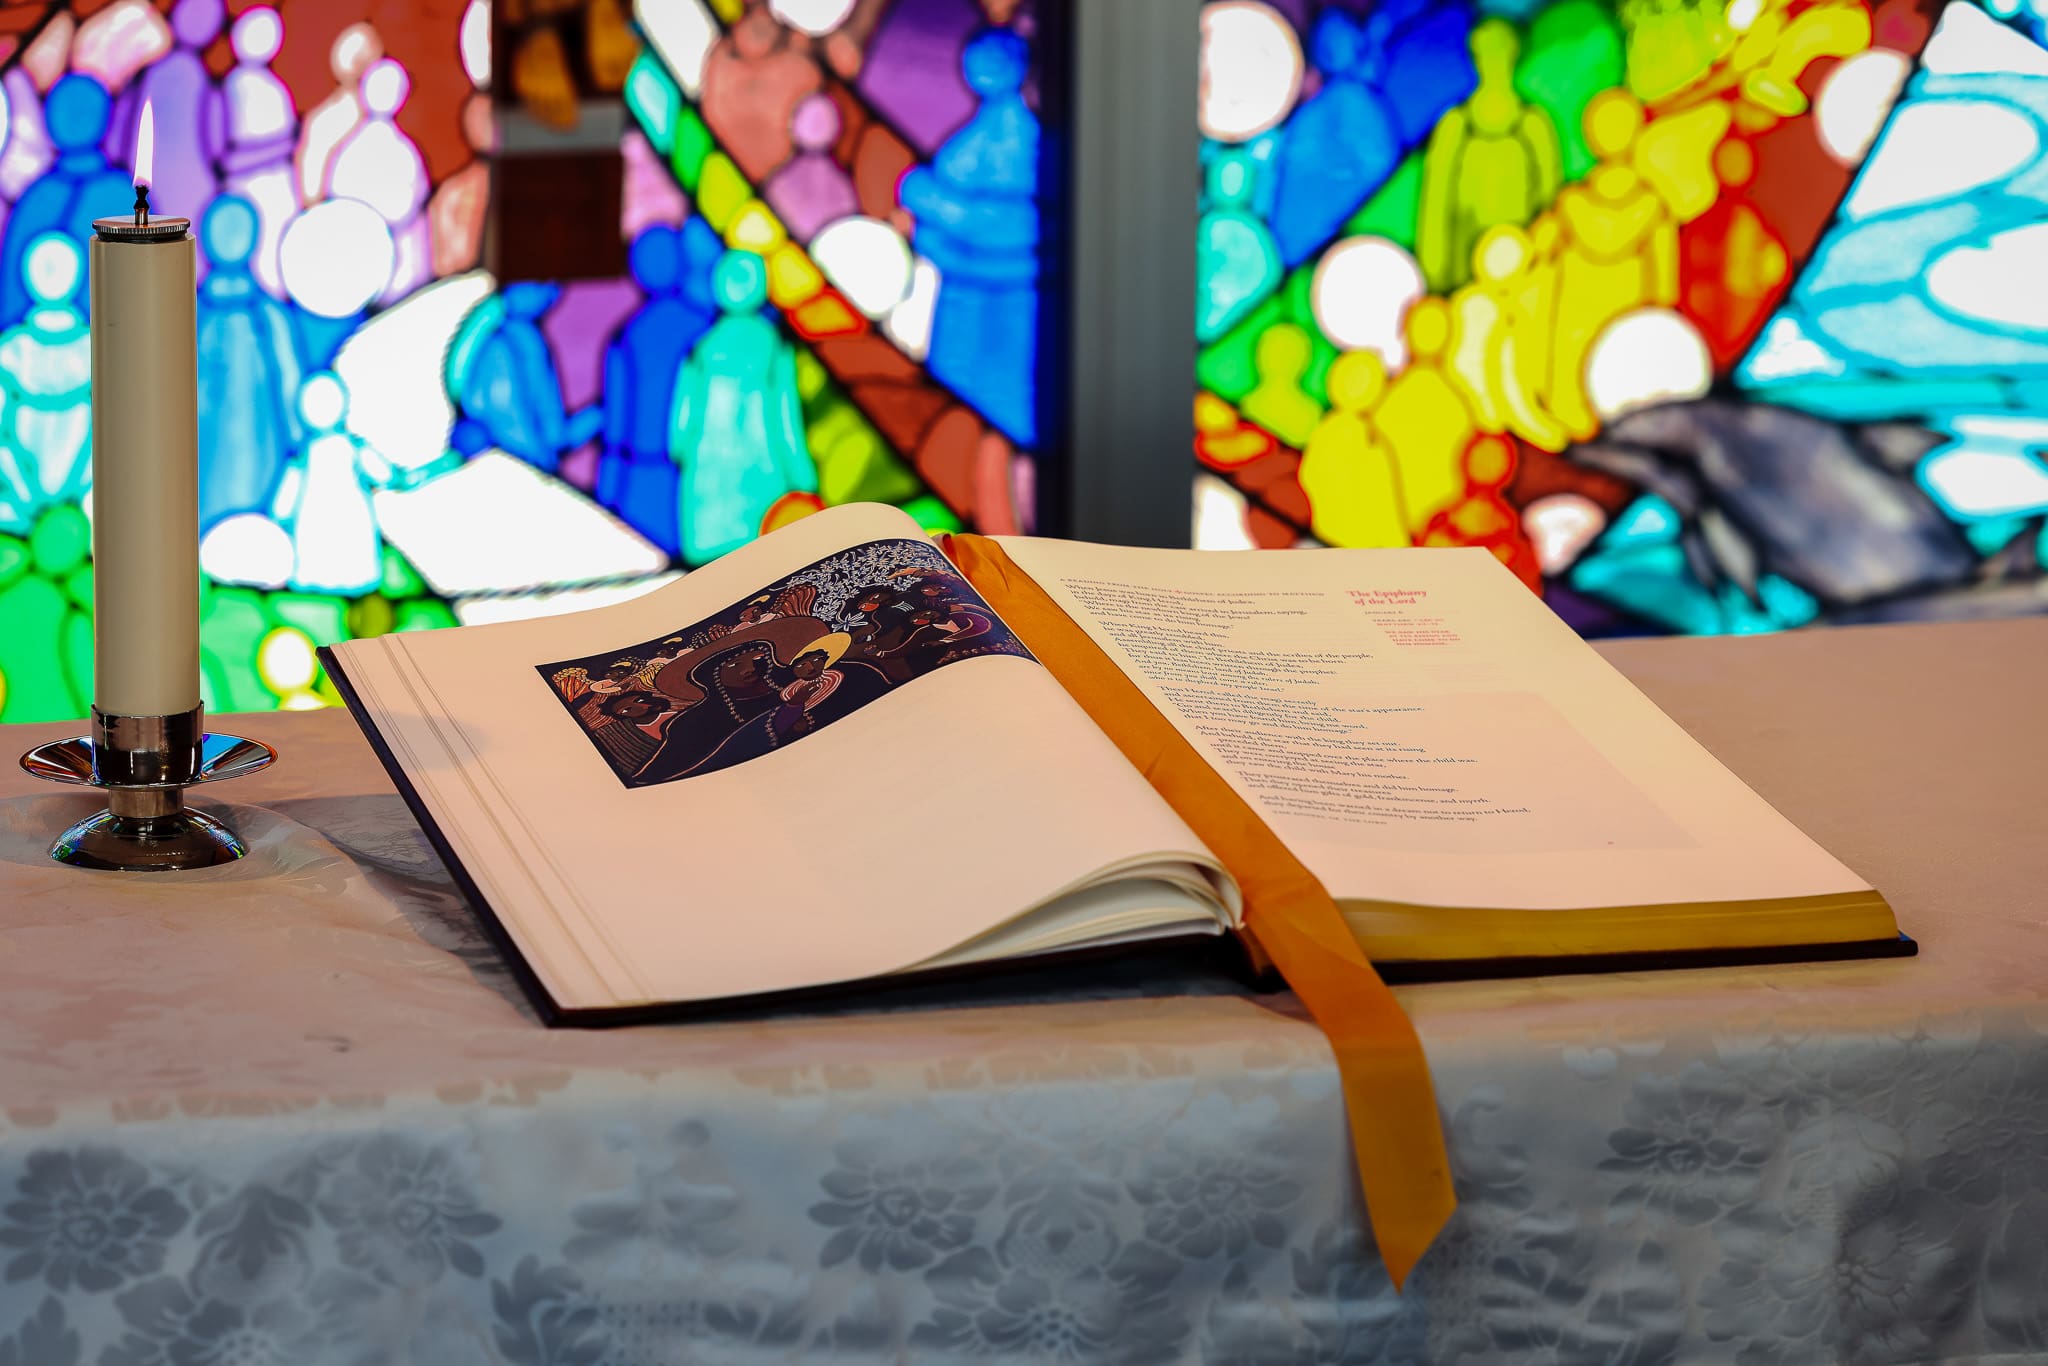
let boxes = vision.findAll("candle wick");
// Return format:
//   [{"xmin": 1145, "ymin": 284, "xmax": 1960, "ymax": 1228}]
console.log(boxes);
[{"xmin": 133, "ymin": 184, "xmax": 150, "ymax": 228}]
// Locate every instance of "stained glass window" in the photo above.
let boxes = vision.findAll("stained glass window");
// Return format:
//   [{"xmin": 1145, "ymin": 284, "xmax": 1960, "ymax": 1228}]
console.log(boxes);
[
  {"xmin": 1193, "ymin": 0, "xmax": 2048, "ymax": 638},
  {"xmin": 0, "ymin": 0, "xmax": 1041, "ymax": 724}
]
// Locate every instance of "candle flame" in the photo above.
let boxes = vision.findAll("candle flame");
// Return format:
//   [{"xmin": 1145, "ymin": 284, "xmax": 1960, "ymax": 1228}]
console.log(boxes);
[{"xmin": 133, "ymin": 100, "xmax": 154, "ymax": 190}]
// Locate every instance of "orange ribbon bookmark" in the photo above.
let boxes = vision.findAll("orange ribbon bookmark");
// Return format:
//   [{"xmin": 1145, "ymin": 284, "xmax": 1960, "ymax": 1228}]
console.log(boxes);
[{"xmin": 947, "ymin": 535, "xmax": 1456, "ymax": 1289}]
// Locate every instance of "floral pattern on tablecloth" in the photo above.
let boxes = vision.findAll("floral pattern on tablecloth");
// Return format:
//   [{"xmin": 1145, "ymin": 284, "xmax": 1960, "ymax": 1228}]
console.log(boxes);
[{"xmin": 0, "ymin": 1015, "xmax": 2042, "ymax": 1365}]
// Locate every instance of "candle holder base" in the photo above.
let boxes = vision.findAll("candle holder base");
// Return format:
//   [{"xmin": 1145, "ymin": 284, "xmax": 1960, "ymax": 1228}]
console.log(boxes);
[
  {"xmin": 18, "ymin": 708, "xmax": 275, "ymax": 872},
  {"xmin": 47, "ymin": 806, "xmax": 248, "ymax": 871}
]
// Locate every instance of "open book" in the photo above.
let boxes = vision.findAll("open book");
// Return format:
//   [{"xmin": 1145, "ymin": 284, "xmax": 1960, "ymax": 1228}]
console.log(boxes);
[{"xmin": 322, "ymin": 502, "xmax": 1908, "ymax": 1023}]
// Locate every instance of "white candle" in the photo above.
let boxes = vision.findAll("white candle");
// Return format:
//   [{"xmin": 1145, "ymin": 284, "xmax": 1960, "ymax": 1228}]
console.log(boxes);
[{"xmin": 89, "ymin": 100, "xmax": 201, "ymax": 718}]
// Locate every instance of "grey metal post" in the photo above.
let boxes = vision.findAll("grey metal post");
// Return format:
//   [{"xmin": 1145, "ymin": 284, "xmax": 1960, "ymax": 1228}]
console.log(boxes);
[{"xmin": 1037, "ymin": 0, "xmax": 1202, "ymax": 547}]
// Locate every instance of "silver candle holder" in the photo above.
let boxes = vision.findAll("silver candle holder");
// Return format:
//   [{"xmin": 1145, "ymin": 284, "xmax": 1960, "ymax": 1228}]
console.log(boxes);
[{"xmin": 19, "ymin": 706, "xmax": 274, "ymax": 870}]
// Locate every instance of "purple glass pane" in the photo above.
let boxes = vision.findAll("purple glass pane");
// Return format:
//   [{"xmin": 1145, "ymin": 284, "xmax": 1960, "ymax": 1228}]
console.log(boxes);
[
  {"xmin": 856, "ymin": 0, "xmax": 981, "ymax": 153},
  {"xmin": 543, "ymin": 277, "xmax": 643, "ymax": 413}
]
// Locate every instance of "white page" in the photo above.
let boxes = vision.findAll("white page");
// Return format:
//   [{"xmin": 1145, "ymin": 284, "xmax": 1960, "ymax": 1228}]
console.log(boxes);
[
  {"xmin": 336, "ymin": 506, "xmax": 1227, "ymax": 1011},
  {"xmin": 997, "ymin": 536, "xmax": 1872, "ymax": 912}
]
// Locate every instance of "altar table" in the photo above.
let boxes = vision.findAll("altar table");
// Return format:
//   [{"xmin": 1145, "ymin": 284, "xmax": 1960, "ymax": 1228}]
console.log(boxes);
[{"xmin": 0, "ymin": 617, "xmax": 2042, "ymax": 1365}]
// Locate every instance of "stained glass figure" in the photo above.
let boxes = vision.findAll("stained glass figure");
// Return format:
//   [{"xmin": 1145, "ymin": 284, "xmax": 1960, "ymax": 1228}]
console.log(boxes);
[
  {"xmin": 673, "ymin": 248, "xmax": 818, "ymax": 564},
  {"xmin": 1265, "ymin": 12, "xmax": 1403, "ymax": 267},
  {"xmin": 1544, "ymin": 90, "xmax": 1681, "ymax": 439},
  {"xmin": 197, "ymin": 195, "xmax": 303, "ymax": 529},
  {"xmin": 428, "ymin": 89, "xmax": 490, "ymax": 277},
  {"xmin": 1678, "ymin": 135, "xmax": 1786, "ymax": 367},
  {"xmin": 1375, "ymin": 298, "xmax": 1479, "ymax": 529},
  {"xmin": 0, "ymin": 233, "xmax": 89, "ymax": 533},
  {"xmin": 328, "ymin": 59, "xmax": 431, "ymax": 302},
  {"xmin": 0, "ymin": 74, "xmax": 128, "ymax": 325},
  {"xmin": 1366, "ymin": 0, "xmax": 1483, "ymax": 146},
  {"xmin": 0, "ymin": 67, "xmax": 43, "ymax": 203},
  {"xmin": 447, "ymin": 281, "xmax": 591, "ymax": 475},
  {"xmin": 1514, "ymin": 0, "xmax": 1624, "ymax": 179},
  {"xmin": 218, "ymin": 7, "xmax": 299, "ymax": 297},
  {"xmin": 275, "ymin": 372, "xmax": 386, "ymax": 596},
  {"xmin": 1417, "ymin": 433, "xmax": 1540, "ymax": 589},
  {"xmin": 1242, "ymin": 322, "xmax": 1322, "ymax": 448},
  {"xmin": 1266, "ymin": 3, "xmax": 1477, "ymax": 267},
  {"xmin": 597, "ymin": 225, "xmax": 719, "ymax": 555},
  {"xmin": 109, "ymin": 0, "xmax": 221, "ymax": 232},
  {"xmin": 1416, "ymin": 18, "xmax": 1561, "ymax": 292},
  {"xmin": 702, "ymin": 1, "xmax": 823, "ymax": 181},
  {"xmin": 295, "ymin": 22, "xmax": 381, "ymax": 205},
  {"xmin": 1198, "ymin": 148, "xmax": 1284, "ymax": 343},
  {"xmin": 1448, "ymin": 221, "xmax": 1569, "ymax": 451},
  {"xmin": 899, "ymin": 26, "xmax": 1039, "ymax": 446},
  {"xmin": 765, "ymin": 91, "xmax": 860, "ymax": 239},
  {"xmin": 1299, "ymin": 349, "xmax": 1409, "ymax": 547}
]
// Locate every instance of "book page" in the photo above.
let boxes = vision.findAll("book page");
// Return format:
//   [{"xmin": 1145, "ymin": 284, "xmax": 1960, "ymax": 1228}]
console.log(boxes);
[
  {"xmin": 336, "ymin": 506, "xmax": 1228, "ymax": 1011},
  {"xmin": 996, "ymin": 536, "xmax": 1873, "ymax": 912}
]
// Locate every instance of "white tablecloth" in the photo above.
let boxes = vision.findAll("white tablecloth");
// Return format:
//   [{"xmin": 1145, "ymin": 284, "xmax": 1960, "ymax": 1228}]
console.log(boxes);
[{"xmin": 0, "ymin": 617, "xmax": 2042, "ymax": 1365}]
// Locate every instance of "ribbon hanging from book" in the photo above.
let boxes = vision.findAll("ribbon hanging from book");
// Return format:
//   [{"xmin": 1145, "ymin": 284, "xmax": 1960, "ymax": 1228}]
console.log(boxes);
[{"xmin": 946, "ymin": 535, "xmax": 1456, "ymax": 1290}]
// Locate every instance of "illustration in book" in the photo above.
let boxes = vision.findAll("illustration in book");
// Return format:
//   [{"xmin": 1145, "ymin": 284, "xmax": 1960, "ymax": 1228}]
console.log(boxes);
[{"xmin": 539, "ymin": 538, "xmax": 1033, "ymax": 786}]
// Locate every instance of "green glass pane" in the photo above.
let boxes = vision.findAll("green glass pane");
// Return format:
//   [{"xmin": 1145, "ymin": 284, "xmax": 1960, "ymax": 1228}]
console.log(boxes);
[
  {"xmin": 1277, "ymin": 272, "xmax": 1336, "ymax": 407},
  {"xmin": 200, "ymin": 589, "xmax": 277, "ymax": 714},
  {"xmin": 0, "ymin": 576, "xmax": 83, "ymax": 722},
  {"xmin": 811, "ymin": 405, "xmax": 924, "ymax": 506},
  {"xmin": 672, "ymin": 108, "xmax": 714, "ymax": 193},
  {"xmin": 346, "ymin": 595, "xmax": 396, "ymax": 639},
  {"xmin": 0, "ymin": 536, "xmax": 26, "ymax": 590},
  {"xmin": 793, "ymin": 349, "xmax": 828, "ymax": 402},
  {"xmin": 696, "ymin": 153, "xmax": 751, "ymax": 232},
  {"xmin": 901, "ymin": 495, "xmax": 965, "ymax": 534},
  {"xmin": 1518, "ymin": 0, "xmax": 1627, "ymax": 180},
  {"xmin": 379, "ymin": 547, "xmax": 426, "ymax": 600},
  {"xmin": 60, "ymin": 608, "xmax": 92, "ymax": 719},
  {"xmin": 269, "ymin": 594, "xmax": 351, "ymax": 647},
  {"xmin": 1618, "ymin": 0, "xmax": 1728, "ymax": 104},
  {"xmin": 1301, "ymin": 335, "xmax": 1337, "ymax": 409},
  {"xmin": 28, "ymin": 504, "xmax": 89, "ymax": 577},
  {"xmin": 392, "ymin": 600, "xmax": 460, "ymax": 633},
  {"xmin": 1342, "ymin": 153, "xmax": 1424, "ymax": 248},
  {"xmin": 1197, "ymin": 296, "xmax": 1286, "ymax": 402},
  {"xmin": 1282, "ymin": 268, "xmax": 1317, "ymax": 327}
]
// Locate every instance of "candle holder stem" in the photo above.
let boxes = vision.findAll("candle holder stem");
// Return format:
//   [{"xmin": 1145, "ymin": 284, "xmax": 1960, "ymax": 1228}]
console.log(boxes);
[{"xmin": 19, "ymin": 706, "xmax": 275, "ymax": 871}]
